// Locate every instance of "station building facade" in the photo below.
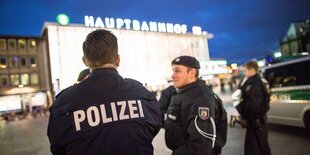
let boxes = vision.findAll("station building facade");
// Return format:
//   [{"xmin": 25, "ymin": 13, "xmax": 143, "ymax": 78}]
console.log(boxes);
[
  {"xmin": 0, "ymin": 16, "xmax": 212, "ymax": 112},
  {"xmin": 43, "ymin": 17, "xmax": 212, "ymax": 93}
]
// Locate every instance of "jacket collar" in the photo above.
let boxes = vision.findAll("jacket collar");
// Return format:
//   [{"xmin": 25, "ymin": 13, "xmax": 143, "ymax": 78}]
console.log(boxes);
[
  {"xmin": 88, "ymin": 68, "xmax": 119, "ymax": 77},
  {"xmin": 176, "ymin": 79, "xmax": 205, "ymax": 93}
]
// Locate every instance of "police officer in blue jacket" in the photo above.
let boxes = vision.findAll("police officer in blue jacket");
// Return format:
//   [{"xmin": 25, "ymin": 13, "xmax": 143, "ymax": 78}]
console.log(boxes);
[
  {"xmin": 47, "ymin": 29, "xmax": 162, "ymax": 155},
  {"xmin": 165, "ymin": 56, "xmax": 218, "ymax": 155}
]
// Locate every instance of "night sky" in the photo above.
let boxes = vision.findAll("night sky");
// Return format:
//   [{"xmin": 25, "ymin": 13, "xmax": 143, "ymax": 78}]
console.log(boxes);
[{"xmin": 0, "ymin": 0, "xmax": 309, "ymax": 64}]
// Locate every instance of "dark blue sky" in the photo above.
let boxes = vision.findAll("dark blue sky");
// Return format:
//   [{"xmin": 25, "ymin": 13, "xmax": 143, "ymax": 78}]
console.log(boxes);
[{"xmin": 0, "ymin": 0, "xmax": 309, "ymax": 64}]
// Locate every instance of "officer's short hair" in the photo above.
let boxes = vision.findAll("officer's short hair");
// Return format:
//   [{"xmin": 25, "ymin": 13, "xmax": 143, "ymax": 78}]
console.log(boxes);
[
  {"xmin": 83, "ymin": 29, "xmax": 118, "ymax": 67},
  {"xmin": 243, "ymin": 61, "xmax": 258, "ymax": 72}
]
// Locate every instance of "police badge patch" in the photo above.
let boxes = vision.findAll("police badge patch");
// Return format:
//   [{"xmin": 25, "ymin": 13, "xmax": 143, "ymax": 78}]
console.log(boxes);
[{"xmin": 198, "ymin": 107, "xmax": 209, "ymax": 120}]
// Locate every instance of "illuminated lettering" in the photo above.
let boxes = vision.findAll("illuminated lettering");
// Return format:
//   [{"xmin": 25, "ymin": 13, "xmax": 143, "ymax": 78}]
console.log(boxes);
[
  {"xmin": 95, "ymin": 17, "xmax": 105, "ymax": 28},
  {"xmin": 149, "ymin": 21, "xmax": 157, "ymax": 32},
  {"xmin": 174, "ymin": 24, "xmax": 182, "ymax": 34},
  {"xmin": 181, "ymin": 24, "xmax": 187, "ymax": 33},
  {"xmin": 132, "ymin": 20, "xmax": 140, "ymax": 31},
  {"xmin": 158, "ymin": 22, "xmax": 166, "ymax": 32},
  {"xmin": 105, "ymin": 17, "xmax": 115, "ymax": 28},
  {"xmin": 83, "ymin": 15, "xmax": 203, "ymax": 35},
  {"xmin": 141, "ymin": 21, "xmax": 150, "ymax": 31},
  {"xmin": 192, "ymin": 26, "xmax": 202, "ymax": 35},
  {"xmin": 124, "ymin": 19, "xmax": 131, "ymax": 29},
  {"xmin": 166, "ymin": 23, "xmax": 174, "ymax": 33},
  {"xmin": 116, "ymin": 18, "xmax": 124, "ymax": 29},
  {"xmin": 84, "ymin": 16, "xmax": 95, "ymax": 27}
]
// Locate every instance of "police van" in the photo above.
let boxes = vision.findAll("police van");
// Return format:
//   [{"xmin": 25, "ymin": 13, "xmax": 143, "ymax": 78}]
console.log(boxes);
[{"xmin": 261, "ymin": 56, "xmax": 310, "ymax": 133}]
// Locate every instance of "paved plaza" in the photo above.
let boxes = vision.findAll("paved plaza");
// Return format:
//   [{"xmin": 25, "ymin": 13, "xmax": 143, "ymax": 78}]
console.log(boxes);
[{"xmin": 1, "ymin": 88, "xmax": 310, "ymax": 155}]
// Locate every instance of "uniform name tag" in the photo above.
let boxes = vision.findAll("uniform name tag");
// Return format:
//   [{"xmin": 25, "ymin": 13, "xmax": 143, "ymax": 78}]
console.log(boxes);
[{"xmin": 73, "ymin": 100, "xmax": 144, "ymax": 131}]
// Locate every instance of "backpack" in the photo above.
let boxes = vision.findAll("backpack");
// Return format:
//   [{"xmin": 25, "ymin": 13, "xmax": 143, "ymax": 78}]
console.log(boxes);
[
  {"xmin": 261, "ymin": 77, "xmax": 270, "ymax": 114},
  {"xmin": 212, "ymin": 92, "xmax": 228, "ymax": 154}
]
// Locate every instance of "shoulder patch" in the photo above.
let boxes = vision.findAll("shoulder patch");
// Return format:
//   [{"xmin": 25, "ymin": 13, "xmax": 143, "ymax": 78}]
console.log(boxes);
[{"xmin": 198, "ymin": 107, "xmax": 209, "ymax": 120}]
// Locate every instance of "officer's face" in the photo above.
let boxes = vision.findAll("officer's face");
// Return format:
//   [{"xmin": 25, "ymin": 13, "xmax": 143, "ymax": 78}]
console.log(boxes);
[
  {"xmin": 243, "ymin": 68, "xmax": 256, "ymax": 78},
  {"xmin": 171, "ymin": 65, "xmax": 195, "ymax": 89}
]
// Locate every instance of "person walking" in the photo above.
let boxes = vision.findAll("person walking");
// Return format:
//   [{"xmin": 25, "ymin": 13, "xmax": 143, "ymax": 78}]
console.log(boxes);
[{"xmin": 47, "ymin": 29, "xmax": 161, "ymax": 155}]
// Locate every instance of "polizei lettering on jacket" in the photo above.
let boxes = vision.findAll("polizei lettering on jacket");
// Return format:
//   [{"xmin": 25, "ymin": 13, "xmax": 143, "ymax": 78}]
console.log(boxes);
[{"xmin": 73, "ymin": 100, "xmax": 144, "ymax": 131}]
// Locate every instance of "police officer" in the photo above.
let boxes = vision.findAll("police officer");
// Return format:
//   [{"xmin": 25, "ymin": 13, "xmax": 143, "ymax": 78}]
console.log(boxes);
[
  {"xmin": 47, "ymin": 29, "xmax": 161, "ymax": 155},
  {"xmin": 76, "ymin": 68, "xmax": 90, "ymax": 83},
  {"xmin": 237, "ymin": 61, "xmax": 271, "ymax": 155},
  {"xmin": 159, "ymin": 82, "xmax": 175, "ymax": 128},
  {"xmin": 165, "ymin": 56, "xmax": 217, "ymax": 155}
]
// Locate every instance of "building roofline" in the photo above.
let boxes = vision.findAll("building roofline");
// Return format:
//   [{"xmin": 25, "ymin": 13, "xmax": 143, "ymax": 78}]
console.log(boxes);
[
  {"xmin": 41, "ymin": 22, "xmax": 88, "ymax": 36},
  {"xmin": 0, "ymin": 35, "xmax": 41, "ymax": 39}
]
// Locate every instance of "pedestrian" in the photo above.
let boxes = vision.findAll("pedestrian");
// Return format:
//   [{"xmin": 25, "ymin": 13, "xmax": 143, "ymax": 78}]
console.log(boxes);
[
  {"xmin": 158, "ymin": 81, "xmax": 176, "ymax": 128},
  {"xmin": 234, "ymin": 61, "xmax": 271, "ymax": 155},
  {"xmin": 47, "ymin": 29, "xmax": 162, "ymax": 155},
  {"xmin": 165, "ymin": 55, "xmax": 218, "ymax": 155}
]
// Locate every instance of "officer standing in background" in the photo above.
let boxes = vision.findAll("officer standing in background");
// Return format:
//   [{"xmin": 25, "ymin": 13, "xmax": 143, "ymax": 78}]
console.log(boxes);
[
  {"xmin": 47, "ymin": 29, "xmax": 161, "ymax": 155},
  {"xmin": 165, "ymin": 56, "xmax": 217, "ymax": 155},
  {"xmin": 237, "ymin": 61, "xmax": 271, "ymax": 155},
  {"xmin": 159, "ymin": 81, "xmax": 175, "ymax": 128},
  {"xmin": 76, "ymin": 68, "xmax": 90, "ymax": 83}
]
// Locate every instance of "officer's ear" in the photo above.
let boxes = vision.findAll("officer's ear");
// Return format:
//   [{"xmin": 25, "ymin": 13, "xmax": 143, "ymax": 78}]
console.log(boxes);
[
  {"xmin": 116, "ymin": 55, "xmax": 120, "ymax": 67},
  {"xmin": 82, "ymin": 56, "xmax": 88, "ymax": 67},
  {"xmin": 188, "ymin": 68, "xmax": 196, "ymax": 78}
]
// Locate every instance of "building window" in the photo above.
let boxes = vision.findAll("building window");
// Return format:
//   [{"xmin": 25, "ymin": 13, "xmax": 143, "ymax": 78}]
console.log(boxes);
[
  {"xmin": 0, "ymin": 57, "xmax": 7, "ymax": 68},
  {"xmin": 20, "ymin": 57, "xmax": 27, "ymax": 67},
  {"xmin": 0, "ymin": 39, "xmax": 7, "ymax": 50},
  {"xmin": 9, "ymin": 56, "xmax": 19, "ymax": 67},
  {"xmin": 21, "ymin": 73, "xmax": 29, "ymax": 85},
  {"xmin": 18, "ymin": 39, "xmax": 26, "ymax": 50},
  {"xmin": 30, "ymin": 57, "xmax": 37, "ymax": 67},
  {"xmin": 0, "ymin": 75, "xmax": 9, "ymax": 86},
  {"xmin": 8, "ymin": 39, "xmax": 16, "ymax": 50},
  {"xmin": 28, "ymin": 39, "xmax": 36, "ymax": 49},
  {"xmin": 10, "ymin": 74, "xmax": 20, "ymax": 86},
  {"xmin": 30, "ymin": 73, "xmax": 39, "ymax": 85}
]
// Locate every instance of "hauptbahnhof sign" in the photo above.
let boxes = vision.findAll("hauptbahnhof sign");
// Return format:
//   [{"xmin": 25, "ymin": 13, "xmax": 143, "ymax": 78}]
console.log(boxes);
[{"xmin": 84, "ymin": 15, "xmax": 205, "ymax": 35}]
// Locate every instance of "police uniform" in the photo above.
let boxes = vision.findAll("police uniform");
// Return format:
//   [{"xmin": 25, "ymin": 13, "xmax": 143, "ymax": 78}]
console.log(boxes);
[
  {"xmin": 165, "ymin": 56, "xmax": 217, "ymax": 155},
  {"xmin": 47, "ymin": 68, "xmax": 161, "ymax": 155},
  {"xmin": 238, "ymin": 74, "xmax": 271, "ymax": 155},
  {"xmin": 159, "ymin": 85, "xmax": 176, "ymax": 127}
]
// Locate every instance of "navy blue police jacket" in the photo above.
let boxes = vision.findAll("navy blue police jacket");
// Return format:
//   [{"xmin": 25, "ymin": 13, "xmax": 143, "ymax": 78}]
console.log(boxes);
[
  {"xmin": 47, "ymin": 68, "xmax": 161, "ymax": 155},
  {"xmin": 165, "ymin": 80, "xmax": 216, "ymax": 155}
]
